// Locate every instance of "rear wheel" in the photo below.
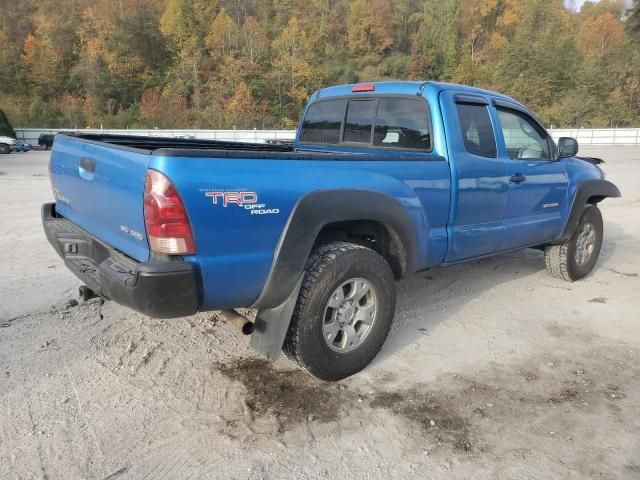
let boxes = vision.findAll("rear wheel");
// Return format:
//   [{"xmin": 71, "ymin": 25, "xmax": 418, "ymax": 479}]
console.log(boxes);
[
  {"xmin": 545, "ymin": 205, "xmax": 603, "ymax": 281},
  {"xmin": 283, "ymin": 241, "xmax": 396, "ymax": 381},
  {"xmin": 0, "ymin": 143, "xmax": 10, "ymax": 154}
]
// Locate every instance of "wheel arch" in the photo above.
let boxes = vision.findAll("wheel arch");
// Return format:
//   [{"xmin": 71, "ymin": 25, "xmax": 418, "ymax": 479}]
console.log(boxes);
[
  {"xmin": 556, "ymin": 179, "xmax": 620, "ymax": 243},
  {"xmin": 253, "ymin": 189, "xmax": 419, "ymax": 310}
]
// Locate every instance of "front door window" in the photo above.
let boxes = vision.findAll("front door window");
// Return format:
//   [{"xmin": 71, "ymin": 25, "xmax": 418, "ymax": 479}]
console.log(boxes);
[{"xmin": 496, "ymin": 108, "xmax": 552, "ymax": 160}]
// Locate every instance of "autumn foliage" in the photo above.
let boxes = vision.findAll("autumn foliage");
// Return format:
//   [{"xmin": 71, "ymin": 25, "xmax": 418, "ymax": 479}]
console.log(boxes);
[{"xmin": 0, "ymin": 0, "xmax": 639, "ymax": 129}]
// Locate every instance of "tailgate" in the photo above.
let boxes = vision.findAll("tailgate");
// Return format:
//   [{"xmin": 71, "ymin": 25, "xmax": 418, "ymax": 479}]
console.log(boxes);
[{"xmin": 49, "ymin": 135, "xmax": 151, "ymax": 262}]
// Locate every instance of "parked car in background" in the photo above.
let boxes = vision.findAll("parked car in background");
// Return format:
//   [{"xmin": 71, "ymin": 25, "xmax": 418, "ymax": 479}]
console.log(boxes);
[
  {"xmin": 38, "ymin": 133, "xmax": 55, "ymax": 150},
  {"xmin": 11, "ymin": 141, "xmax": 32, "ymax": 152},
  {"xmin": 0, "ymin": 135, "xmax": 16, "ymax": 154},
  {"xmin": 43, "ymin": 81, "xmax": 621, "ymax": 380}
]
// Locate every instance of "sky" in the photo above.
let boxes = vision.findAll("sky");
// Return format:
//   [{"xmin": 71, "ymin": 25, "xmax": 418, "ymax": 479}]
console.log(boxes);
[
  {"xmin": 566, "ymin": 0, "xmax": 631, "ymax": 11},
  {"xmin": 565, "ymin": 0, "xmax": 597, "ymax": 11}
]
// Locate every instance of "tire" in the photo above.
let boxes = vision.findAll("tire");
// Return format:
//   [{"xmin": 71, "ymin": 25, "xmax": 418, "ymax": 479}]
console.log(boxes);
[
  {"xmin": 283, "ymin": 241, "xmax": 396, "ymax": 381},
  {"xmin": 0, "ymin": 143, "xmax": 9, "ymax": 154},
  {"xmin": 545, "ymin": 205, "xmax": 603, "ymax": 281}
]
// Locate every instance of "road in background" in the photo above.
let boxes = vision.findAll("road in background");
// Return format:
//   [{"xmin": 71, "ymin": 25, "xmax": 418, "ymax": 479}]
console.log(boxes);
[
  {"xmin": 0, "ymin": 151, "xmax": 78, "ymax": 320},
  {"xmin": 0, "ymin": 147, "xmax": 639, "ymax": 479}
]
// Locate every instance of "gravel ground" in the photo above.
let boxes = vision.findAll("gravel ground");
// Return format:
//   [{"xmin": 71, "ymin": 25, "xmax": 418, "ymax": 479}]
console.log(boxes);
[{"xmin": 0, "ymin": 147, "xmax": 639, "ymax": 479}]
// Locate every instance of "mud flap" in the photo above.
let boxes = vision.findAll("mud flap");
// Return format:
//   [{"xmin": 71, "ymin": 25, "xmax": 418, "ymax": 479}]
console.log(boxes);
[{"xmin": 250, "ymin": 275, "xmax": 304, "ymax": 361}]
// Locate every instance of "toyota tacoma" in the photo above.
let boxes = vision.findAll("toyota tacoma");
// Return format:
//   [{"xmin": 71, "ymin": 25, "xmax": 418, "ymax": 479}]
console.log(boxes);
[{"xmin": 42, "ymin": 81, "xmax": 620, "ymax": 380}]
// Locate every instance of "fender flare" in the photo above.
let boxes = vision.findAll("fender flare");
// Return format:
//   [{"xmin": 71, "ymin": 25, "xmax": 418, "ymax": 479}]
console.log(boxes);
[
  {"xmin": 253, "ymin": 189, "xmax": 419, "ymax": 310},
  {"xmin": 556, "ymin": 179, "xmax": 620, "ymax": 243}
]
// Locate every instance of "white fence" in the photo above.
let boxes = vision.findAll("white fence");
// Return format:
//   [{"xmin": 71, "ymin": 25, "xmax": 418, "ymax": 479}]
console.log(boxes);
[
  {"xmin": 14, "ymin": 128, "xmax": 297, "ymax": 145},
  {"xmin": 549, "ymin": 129, "xmax": 640, "ymax": 145},
  {"xmin": 13, "ymin": 127, "xmax": 640, "ymax": 146}
]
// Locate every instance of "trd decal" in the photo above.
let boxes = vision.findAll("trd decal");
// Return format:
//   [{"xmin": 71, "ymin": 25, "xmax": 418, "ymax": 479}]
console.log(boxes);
[
  {"xmin": 205, "ymin": 191, "xmax": 258, "ymax": 207},
  {"xmin": 203, "ymin": 190, "xmax": 279, "ymax": 215}
]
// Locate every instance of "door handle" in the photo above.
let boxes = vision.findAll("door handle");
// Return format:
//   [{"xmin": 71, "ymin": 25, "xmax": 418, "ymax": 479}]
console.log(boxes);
[{"xmin": 510, "ymin": 173, "xmax": 526, "ymax": 184}]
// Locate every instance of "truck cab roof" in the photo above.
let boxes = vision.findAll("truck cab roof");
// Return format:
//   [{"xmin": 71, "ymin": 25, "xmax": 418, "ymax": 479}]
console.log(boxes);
[{"xmin": 314, "ymin": 81, "xmax": 524, "ymax": 109}]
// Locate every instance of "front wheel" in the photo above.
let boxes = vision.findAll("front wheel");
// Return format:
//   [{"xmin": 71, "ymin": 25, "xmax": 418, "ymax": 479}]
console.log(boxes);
[
  {"xmin": 0, "ymin": 143, "xmax": 10, "ymax": 154},
  {"xmin": 283, "ymin": 241, "xmax": 396, "ymax": 381},
  {"xmin": 545, "ymin": 205, "xmax": 603, "ymax": 281}
]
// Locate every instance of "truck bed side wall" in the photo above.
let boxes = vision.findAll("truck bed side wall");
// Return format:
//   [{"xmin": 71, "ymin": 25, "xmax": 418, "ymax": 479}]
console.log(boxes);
[{"xmin": 149, "ymin": 153, "xmax": 451, "ymax": 310}]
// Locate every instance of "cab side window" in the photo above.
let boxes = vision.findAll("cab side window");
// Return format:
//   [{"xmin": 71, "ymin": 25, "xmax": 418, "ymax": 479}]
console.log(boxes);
[
  {"xmin": 455, "ymin": 103, "xmax": 497, "ymax": 158},
  {"xmin": 496, "ymin": 107, "xmax": 552, "ymax": 160}
]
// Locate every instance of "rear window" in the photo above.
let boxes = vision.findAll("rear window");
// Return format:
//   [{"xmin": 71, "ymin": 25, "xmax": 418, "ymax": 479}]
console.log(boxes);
[
  {"xmin": 343, "ymin": 100, "xmax": 377, "ymax": 144},
  {"xmin": 374, "ymin": 98, "xmax": 431, "ymax": 150},
  {"xmin": 299, "ymin": 96, "xmax": 432, "ymax": 151},
  {"xmin": 455, "ymin": 103, "xmax": 497, "ymax": 158},
  {"xmin": 299, "ymin": 99, "xmax": 346, "ymax": 145}
]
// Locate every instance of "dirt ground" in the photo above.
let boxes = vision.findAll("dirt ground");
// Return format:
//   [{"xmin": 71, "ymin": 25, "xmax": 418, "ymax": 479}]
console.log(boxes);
[{"xmin": 0, "ymin": 147, "xmax": 639, "ymax": 480}]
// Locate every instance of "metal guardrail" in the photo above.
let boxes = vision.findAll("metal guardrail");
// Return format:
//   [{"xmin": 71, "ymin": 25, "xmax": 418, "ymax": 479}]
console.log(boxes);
[
  {"xmin": 14, "ymin": 128, "xmax": 298, "ymax": 145},
  {"xmin": 549, "ymin": 129, "xmax": 640, "ymax": 145},
  {"xmin": 13, "ymin": 127, "xmax": 640, "ymax": 146}
]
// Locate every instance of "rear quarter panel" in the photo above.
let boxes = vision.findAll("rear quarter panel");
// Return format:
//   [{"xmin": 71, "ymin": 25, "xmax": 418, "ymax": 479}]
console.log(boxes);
[{"xmin": 149, "ymin": 154, "xmax": 451, "ymax": 310}]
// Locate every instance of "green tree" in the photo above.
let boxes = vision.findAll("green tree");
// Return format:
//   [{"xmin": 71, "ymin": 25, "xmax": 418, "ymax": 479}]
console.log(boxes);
[
  {"xmin": 160, "ymin": 0, "xmax": 216, "ymax": 126},
  {"xmin": 347, "ymin": 0, "xmax": 395, "ymax": 68},
  {"xmin": 270, "ymin": 17, "xmax": 319, "ymax": 121},
  {"xmin": 628, "ymin": 0, "xmax": 640, "ymax": 39},
  {"xmin": 410, "ymin": 0, "xmax": 459, "ymax": 80},
  {"xmin": 225, "ymin": 81, "xmax": 257, "ymax": 128},
  {"xmin": 0, "ymin": 107, "xmax": 16, "ymax": 137},
  {"xmin": 205, "ymin": 8, "xmax": 239, "ymax": 58},
  {"xmin": 2, "ymin": 0, "xmax": 640, "ymax": 128}
]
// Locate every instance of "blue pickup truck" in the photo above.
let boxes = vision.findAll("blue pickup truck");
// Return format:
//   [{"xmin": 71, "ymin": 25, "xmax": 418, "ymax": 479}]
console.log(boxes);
[{"xmin": 43, "ymin": 81, "xmax": 620, "ymax": 380}]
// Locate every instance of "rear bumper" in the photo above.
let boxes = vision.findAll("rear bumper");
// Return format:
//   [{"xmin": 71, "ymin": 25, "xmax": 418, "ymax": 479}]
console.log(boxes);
[{"xmin": 42, "ymin": 203, "xmax": 200, "ymax": 318}]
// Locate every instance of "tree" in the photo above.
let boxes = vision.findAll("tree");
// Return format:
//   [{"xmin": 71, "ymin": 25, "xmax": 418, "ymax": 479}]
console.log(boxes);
[
  {"xmin": 271, "ymin": 17, "xmax": 318, "ymax": 119},
  {"xmin": 58, "ymin": 93, "xmax": 85, "ymax": 128},
  {"xmin": 628, "ymin": 0, "xmax": 640, "ymax": 39},
  {"xmin": 2, "ymin": 0, "xmax": 640, "ymax": 129},
  {"xmin": 0, "ymin": 107, "xmax": 16, "ymax": 137},
  {"xmin": 410, "ymin": 0, "xmax": 459, "ymax": 80},
  {"xmin": 225, "ymin": 81, "xmax": 257, "ymax": 128},
  {"xmin": 21, "ymin": 33, "xmax": 60, "ymax": 99},
  {"xmin": 241, "ymin": 16, "xmax": 268, "ymax": 65},
  {"xmin": 0, "ymin": 30, "xmax": 13, "ymax": 89},
  {"xmin": 493, "ymin": 0, "xmax": 580, "ymax": 121},
  {"xmin": 206, "ymin": 8, "xmax": 239, "ymax": 58},
  {"xmin": 578, "ymin": 11, "xmax": 625, "ymax": 58},
  {"xmin": 160, "ymin": 0, "xmax": 216, "ymax": 127},
  {"xmin": 347, "ymin": 0, "xmax": 394, "ymax": 67},
  {"xmin": 139, "ymin": 88, "xmax": 189, "ymax": 128}
]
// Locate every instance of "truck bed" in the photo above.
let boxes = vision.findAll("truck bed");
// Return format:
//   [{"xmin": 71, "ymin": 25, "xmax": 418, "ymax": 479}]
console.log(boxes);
[
  {"xmin": 49, "ymin": 131, "xmax": 449, "ymax": 310},
  {"xmin": 66, "ymin": 133, "xmax": 439, "ymax": 161},
  {"xmin": 69, "ymin": 133, "xmax": 296, "ymax": 153}
]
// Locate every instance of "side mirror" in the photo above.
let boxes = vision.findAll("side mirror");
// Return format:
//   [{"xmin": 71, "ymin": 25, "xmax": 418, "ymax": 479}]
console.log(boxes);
[{"xmin": 558, "ymin": 137, "xmax": 578, "ymax": 158}]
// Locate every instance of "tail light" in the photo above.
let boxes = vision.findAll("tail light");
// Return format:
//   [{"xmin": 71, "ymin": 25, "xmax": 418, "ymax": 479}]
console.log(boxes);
[{"xmin": 144, "ymin": 169, "xmax": 196, "ymax": 255}]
